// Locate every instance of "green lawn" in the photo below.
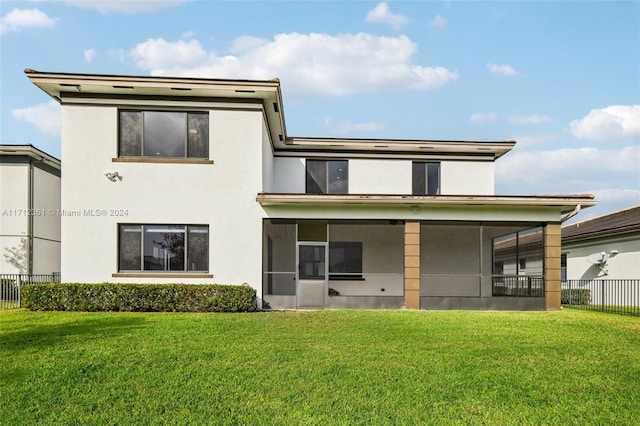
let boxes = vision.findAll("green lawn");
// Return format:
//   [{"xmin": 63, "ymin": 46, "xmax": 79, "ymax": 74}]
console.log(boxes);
[{"xmin": 1, "ymin": 309, "xmax": 639, "ymax": 425}]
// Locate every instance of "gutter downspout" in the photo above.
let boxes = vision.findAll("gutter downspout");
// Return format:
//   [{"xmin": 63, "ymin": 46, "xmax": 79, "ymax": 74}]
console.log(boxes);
[{"xmin": 561, "ymin": 204, "xmax": 581, "ymax": 223}]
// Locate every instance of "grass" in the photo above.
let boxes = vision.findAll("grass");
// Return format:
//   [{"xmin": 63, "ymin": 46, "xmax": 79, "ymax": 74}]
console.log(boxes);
[{"xmin": 1, "ymin": 309, "xmax": 639, "ymax": 425}]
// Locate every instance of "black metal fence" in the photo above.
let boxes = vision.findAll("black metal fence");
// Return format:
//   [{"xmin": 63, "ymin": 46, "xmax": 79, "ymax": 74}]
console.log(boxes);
[
  {"xmin": 0, "ymin": 273, "xmax": 61, "ymax": 310},
  {"xmin": 492, "ymin": 275, "xmax": 545, "ymax": 297},
  {"xmin": 562, "ymin": 279, "xmax": 640, "ymax": 317}
]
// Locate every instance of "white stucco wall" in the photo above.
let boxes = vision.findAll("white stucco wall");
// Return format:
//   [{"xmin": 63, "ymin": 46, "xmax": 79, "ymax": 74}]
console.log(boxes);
[
  {"xmin": 0, "ymin": 164, "xmax": 29, "ymax": 273},
  {"xmin": 349, "ymin": 160, "xmax": 411, "ymax": 195},
  {"xmin": 32, "ymin": 166, "xmax": 61, "ymax": 273},
  {"xmin": 441, "ymin": 161, "xmax": 494, "ymax": 195},
  {"xmin": 272, "ymin": 157, "xmax": 305, "ymax": 193},
  {"xmin": 271, "ymin": 158, "xmax": 495, "ymax": 196},
  {"xmin": 0, "ymin": 161, "xmax": 61, "ymax": 274},
  {"xmin": 564, "ymin": 234, "xmax": 640, "ymax": 280},
  {"xmin": 60, "ymin": 102, "xmax": 267, "ymax": 295},
  {"xmin": 261, "ymin": 120, "xmax": 273, "ymax": 192}
]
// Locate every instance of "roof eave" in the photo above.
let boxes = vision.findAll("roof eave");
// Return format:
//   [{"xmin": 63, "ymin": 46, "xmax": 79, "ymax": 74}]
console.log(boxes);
[{"xmin": 256, "ymin": 193, "xmax": 597, "ymax": 211}]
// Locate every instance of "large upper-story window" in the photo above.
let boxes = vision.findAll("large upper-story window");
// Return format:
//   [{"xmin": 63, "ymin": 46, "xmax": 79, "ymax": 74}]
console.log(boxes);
[
  {"xmin": 306, "ymin": 159, "xmax": 348, "ymax": 194},
  {"xmin": 119, "ymin": 110, "xmax": 209, "ymax": 158},
  {"xmin": 412, "ymin": 162, "xmax": 440, "ymax": 195},
  {"xmin": 119, "ymin": 224, "xmax": 209, "ymax": 272}
]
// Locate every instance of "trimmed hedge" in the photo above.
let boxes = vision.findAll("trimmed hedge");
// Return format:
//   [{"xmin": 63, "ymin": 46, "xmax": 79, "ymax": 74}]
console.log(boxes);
[
  {"xmin": 21, "ymin": 283, "xmax": 256, "ymax": 312},
  {"xmin": 561, "ymin": 288, "xmax": 591, "ymax": 306}
]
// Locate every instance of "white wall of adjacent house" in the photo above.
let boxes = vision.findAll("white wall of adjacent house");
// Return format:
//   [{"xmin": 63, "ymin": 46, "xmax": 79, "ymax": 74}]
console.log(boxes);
[
  {"xmin": 31, "ymin": 166, "xmax": 61, "ymax": 274},
  {"xmin": 270, "ymin": 158, "xmax": 495, "ymax": 195},
  {"xmin": 564, "ymin": 235, "xmax": 640, "ymax": 281},
  {"xmin": 60, "ymin": 102, "xmax": 267, "ymax": 295},
  {"xmin": 0, "ymin": 161, "xmax": 61, "ymax": 274},
  {"xmin": 0, "ymin": 163, "xmax": 29, "ymax": 274}
]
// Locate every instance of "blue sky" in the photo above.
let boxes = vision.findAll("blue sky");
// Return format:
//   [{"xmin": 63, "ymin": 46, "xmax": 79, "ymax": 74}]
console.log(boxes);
[{"xmin": 1, "ymin": 0, "xmax": 638, "ymax": 221}]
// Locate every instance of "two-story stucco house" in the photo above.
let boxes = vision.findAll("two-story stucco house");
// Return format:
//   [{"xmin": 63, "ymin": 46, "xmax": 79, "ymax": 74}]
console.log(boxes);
[{"xmin": 25, "ymin": 69, "xmax": 596, "ymax": 310}]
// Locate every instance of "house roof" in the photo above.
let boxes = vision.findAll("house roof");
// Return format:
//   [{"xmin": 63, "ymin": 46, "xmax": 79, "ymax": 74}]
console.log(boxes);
[
  {"xmin": 0, "ymin": 144, "xmax": 61, "ymax": 170},
  {"xmin": 562, "ymin": 205, "xmax": 640, "ymax": 243},
  {"xmin": 25, "ymin": 69, "xmax": 515, "ymax": 160}
]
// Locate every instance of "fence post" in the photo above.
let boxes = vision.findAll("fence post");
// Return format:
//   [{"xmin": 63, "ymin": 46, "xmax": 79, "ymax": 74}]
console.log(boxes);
[
  {"xmin": 17, "ymin": 275, "xmax": 22, "ymax": 308},
  {"xmin": 601, "ymin": 280, "xmax": 605, "ymax": 313},
  {"xmin": 568, "ymin": 280, "xmax": 572, "ymax": 307}
]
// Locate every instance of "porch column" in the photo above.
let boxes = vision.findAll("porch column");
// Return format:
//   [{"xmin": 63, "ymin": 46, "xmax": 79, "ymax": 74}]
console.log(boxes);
[
  {"xmin": 544, "ymin": 223, "xmax": 562, "ymax": 310},
  {"xmin": 404, "ymin": 220, "xmax": 421, "ymax": 310}
]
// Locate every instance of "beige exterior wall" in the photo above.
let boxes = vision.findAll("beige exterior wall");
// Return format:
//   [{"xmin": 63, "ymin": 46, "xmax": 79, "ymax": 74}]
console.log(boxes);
[
  {"xmin": 545, "ymin": 223, "xmax": 562, "ymax": 310},
  {"xmin": 404, "ymin": 220, "xmax": 421, "ymax": 309}
]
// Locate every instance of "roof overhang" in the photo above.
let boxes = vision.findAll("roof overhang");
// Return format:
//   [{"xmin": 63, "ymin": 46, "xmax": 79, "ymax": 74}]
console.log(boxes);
[
  {"xmin": 25, "ymin": 69, "xmax": 518, "ymax": 159},
  {"xmin": 0, "ymin": 144, "xmax": 61, "ymax": 169},
  {"xmin": 278, "ymin": 138, "xmax": 516, "ymax": 159},
  {"xmin": 257, "ymin": 193, "xmax": 597, "ymax": 214},
  {"xmin": 24, "ymin": 68, "xmax": 287, "ymax": 148}
]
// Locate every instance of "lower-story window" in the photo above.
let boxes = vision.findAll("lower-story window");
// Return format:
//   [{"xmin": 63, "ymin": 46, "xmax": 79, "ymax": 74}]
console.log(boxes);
[
  {"xmin": 329, "ymin": 241, "xmax": 363, "ymax": 280},
  {"xmin": 118, "ymin": 224, "xmax": 209, "ymax": 272}
]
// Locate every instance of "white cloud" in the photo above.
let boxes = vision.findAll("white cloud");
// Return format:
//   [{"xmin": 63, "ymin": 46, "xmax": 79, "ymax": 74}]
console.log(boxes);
[
  {"xmin": 496, "ymin": 145, "xmax": 640, "ymax": 191},
  {"xmin": 84, "ymin": 48, "xmax": 97, "ymax": 63},
  {"xmin": 487, "ymin": 63, "xmax": 520, "ymax": 76},
  {"xmin": 130, "ymin": 38, "xmax": 207, "ymax": 69},
  {"xmin": 509, "ymin": 115, "xmax": 551, "ymax": 125},
  {"xmin": 0, "ymin": 8, "xmax": 56, "ymax": 34},
  {"xmin": 428, "ymin": 15, "xmax": 447, "ymax": 29},
  {"xmin": 62, "ymin": 0, "xmax": 186, "ymax": 14},
  {"xmin": 128, "ymin": 33, "xmax": 458, "ymax": 101},
  {"xmin": 470, "ymin": 112, "xmax": 498, "ymax": 125},
  {"xmin": 507, "ymin": 132, "xmax": 561, "ymax": 150},
  {"xmin": 229, "ymin": 36, "xmax": 269, "ymax": 54},
  {"xmin": 569, "ymin": 105, "xmax": 640, "ymax": 143},
  {"xmin": 323, "ymin": 117, "xmax": 387, "ymax": 135},
  {"xmin": 365, "ymin": 2, "xmax": 408, "ymax": 30},
  {"xmin": 12, "ymin": 100, "xmax": 61, "ymax": 138}
]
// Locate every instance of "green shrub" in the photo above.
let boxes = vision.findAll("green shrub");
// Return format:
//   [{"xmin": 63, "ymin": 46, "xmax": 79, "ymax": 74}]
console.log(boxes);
[
  {"xmin": 561, "ymin": 288, "xmax": 591, "ymax": 305},
  {"xmin": 21, "ymin": 283, "xmax": 256, "ymax": 313}
]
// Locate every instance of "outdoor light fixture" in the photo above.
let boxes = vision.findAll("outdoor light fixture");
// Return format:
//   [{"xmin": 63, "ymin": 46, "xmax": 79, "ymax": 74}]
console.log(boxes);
[{"xmin": 105, "ymin": 171, "xmax": 121, "ymax": 182}]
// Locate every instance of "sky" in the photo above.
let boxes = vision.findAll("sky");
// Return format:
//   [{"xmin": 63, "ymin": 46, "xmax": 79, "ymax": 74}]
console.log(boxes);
[{"xmin": 1, "ymin": 0, "xmax": 639, "ymax": 222}]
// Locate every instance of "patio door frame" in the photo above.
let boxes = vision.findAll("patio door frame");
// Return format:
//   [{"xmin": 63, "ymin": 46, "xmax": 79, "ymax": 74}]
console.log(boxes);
[{"xmin": 295, "ymin": 241, "xmax": 328, "ymax": 309}]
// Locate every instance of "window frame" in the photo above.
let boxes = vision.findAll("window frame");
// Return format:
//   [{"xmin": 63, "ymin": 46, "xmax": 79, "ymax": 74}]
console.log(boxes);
[
  {"xmin": 118, "ymin": 109, "xmax": 210, "ymax": 160},
  {"xmin": 412, "ymin": 161, "xmax": 441, "ymax": 196},
  {"xmin": 329, "ymin": 241, "xmax": 364, "ymax": 280},
  {"xmin": 305, "ymin": 159, "xmax": 349, "ymax": 194},
  {"xmin": 117, "ymin": 223, "xmax": 210, "ymax": 274}
]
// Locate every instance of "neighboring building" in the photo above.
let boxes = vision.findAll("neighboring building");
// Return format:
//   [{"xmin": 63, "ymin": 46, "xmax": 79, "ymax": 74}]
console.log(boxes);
[
  {"xmin": 0, "ymin": 144, "xmax": 61, "ymax": 274},
  {"xmin": 25, "ymin": 69, "xmax": 596, "ymax": 310},
  {"xmin": 562, "ymin": 206, "xmax": 640, "ymax": 281}
]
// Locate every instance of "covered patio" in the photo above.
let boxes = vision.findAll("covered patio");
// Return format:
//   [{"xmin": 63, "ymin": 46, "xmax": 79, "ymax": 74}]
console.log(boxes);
[{"xmin": 258, "ymin": 193, "xmax": 595, "ymax": 310}]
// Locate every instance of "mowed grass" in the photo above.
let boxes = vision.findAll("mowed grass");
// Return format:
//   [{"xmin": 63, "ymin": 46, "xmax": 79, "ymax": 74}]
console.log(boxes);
[{"xmin": 1, "ymin": 310, "xmax": 639, "ymax": 425}]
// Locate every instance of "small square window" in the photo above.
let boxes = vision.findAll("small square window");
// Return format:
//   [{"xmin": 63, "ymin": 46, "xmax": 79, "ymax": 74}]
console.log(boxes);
[{"xmin": 306, "ymin": 160, "xmax": 348, "ymax": 194}]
